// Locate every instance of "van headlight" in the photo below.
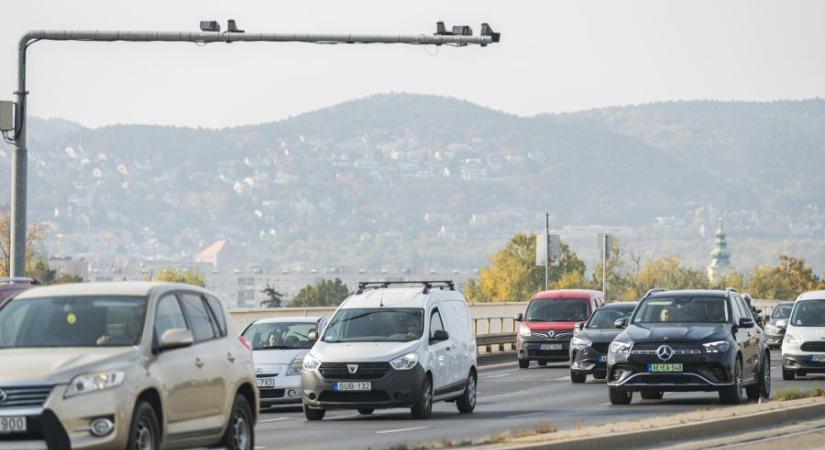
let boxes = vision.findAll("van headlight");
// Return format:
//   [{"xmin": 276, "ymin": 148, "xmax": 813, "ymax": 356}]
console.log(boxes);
[
  {"xmin": 287, "ymin": 354, "xmax": 304, "ymax": 375},
  {"xmin": 64, "ymin": 371, "xmax": 125, "ymax": 398},
  {"xmin": 609, "ymin": 341, "xmax": 632, "ymax": 356},
  {"xmin": 702, "ymin": 340, "xmax": 731, "ymax": 353},
  {"xmin": 303, "ymin": 354, "xmax": 321, "ymax": 371},
  {"xmin": 390, "ymin": 353, "xmax": 419, "ymax": 370},
  {"xmin": 784, "ymin": 334, "xmax": 801, "ymax": 346},
  {"xmin": 518, "ymin": 323, "xmax": 532, "ymax": 337}
]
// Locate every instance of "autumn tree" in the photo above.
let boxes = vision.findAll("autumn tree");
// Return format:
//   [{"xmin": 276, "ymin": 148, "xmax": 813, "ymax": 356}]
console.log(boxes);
[
  {"xmin": 746, "ymin": 255, "xmax": 823, "ymax": 300},
  {"xmin": 150, "ymin": 268, "xmax": 206, "ymax": 287},
  {"xmin": 0, "ymin": 205, "xmax": 49, "ymax": 278},
  {"xmin": 624, "ymin": 256, "xmax": 709, "ymax": 299},
  {"xmin": 291, "ymin": 278, "xmax": 350, "ymax": 307},
  {"xmin": 589, "ymin": 238, "xmax": 632, "ymax": 300}
]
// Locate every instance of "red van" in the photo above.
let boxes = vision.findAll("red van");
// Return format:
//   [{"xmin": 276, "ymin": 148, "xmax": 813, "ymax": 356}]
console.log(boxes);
[{"xmin": 514, "ymin": 289, "xmax": 604, "ymax": 368}]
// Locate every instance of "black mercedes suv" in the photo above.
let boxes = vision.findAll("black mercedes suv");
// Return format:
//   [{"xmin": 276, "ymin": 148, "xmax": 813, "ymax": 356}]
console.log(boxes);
[
  {"xmin": 607, "ymin": 288, "xmax": 770, "ymax": 405},
  {"xmin": 570, "ymin": 302, "xmax": 637, "ymax": 383}
]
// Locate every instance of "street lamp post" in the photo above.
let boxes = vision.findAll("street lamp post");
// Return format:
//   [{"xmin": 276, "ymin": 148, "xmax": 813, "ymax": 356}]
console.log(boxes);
[{"xmin": 4, "ymin": 21, "xmax": 500, "ymax": 276}]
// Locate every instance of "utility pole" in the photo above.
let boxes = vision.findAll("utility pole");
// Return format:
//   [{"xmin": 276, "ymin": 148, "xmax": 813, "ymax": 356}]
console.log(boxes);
[
  {"xmin": 544, "ymin": 212, "xmax": 550, "ymax": 291},
  {"xmin": 602, "ymin": 233, "xmax": 608, "ymax": 299},
  {"xmin": 3, "ymin": 21, "xmax": 500, "ymax": 276}
]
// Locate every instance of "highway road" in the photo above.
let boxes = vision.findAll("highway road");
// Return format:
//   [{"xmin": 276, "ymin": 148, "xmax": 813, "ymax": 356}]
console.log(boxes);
[{"xmin": 251, "ymin": 355, "xmax": 820, "ymax": 450}]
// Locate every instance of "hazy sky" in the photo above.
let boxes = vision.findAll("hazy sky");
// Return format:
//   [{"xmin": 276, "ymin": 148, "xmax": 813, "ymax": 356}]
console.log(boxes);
[{"xmin": 2, "ymin": 0, "xmax": 824, "ymax": 128}]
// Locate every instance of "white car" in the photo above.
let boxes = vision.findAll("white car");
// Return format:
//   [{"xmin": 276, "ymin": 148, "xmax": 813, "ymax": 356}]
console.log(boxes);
[
  {"xmin": 301, "ymin": 281, "xmax": 477, "ymax": 420},
  {"xmin": 782, "ymin": 290, "xmax": 825, "ymax": 380},
  {"xmin": 242, "ymin": 317, "xmax": 325, "ymax": 407}
]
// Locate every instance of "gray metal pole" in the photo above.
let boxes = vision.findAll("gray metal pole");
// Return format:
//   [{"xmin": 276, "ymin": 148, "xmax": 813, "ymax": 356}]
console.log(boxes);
[
  {"xmin": 8, "ymin": 26, "xmax": 498, "ymax": 275},
  {"xmin": 544, "ymin": 212, "xmax": 549, "ymax": 291},
  {"xmin": 602, "ymin": 234, "xmax": 608, "ymax": 299}
]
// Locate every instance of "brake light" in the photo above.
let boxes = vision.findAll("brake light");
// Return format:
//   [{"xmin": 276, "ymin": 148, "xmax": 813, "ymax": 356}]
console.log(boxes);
[{"xmin": 239, "ymin": 335, "xmax": 252, "ymax": 351}]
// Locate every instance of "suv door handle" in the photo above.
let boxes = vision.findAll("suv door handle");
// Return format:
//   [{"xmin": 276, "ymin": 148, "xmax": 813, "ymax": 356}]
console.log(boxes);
[
  {"xmin": 195, "ymin": 357, "xmax": 205, "ymax": 368},
  {"xmin": 227, "ymin": 352, "xmax": 236, "ymax": 363}
]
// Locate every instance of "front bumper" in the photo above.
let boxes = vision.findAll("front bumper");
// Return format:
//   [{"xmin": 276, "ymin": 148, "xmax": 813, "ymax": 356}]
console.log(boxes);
[
  {"xmin": 570, "ymin": 347, "xmax": 607, "ymax": 375},
  {"xmin": 783, "ymin": 353, "xmax": 825, "ymax": 373},
  {"xmin": 607, "ymin": 350, "xmax": 735, "ymax": 392},
  {"xmin": 302, "ymin": 365, "xmax": 426, "ymax": 411},
  {"xmin": 257, "ymin": 374, "xmax": 303, "ymax": 405},
  {"xmin": 517, "ymin": 337, "xmax": 572, "ymax": 362},
  {"xmin": 0, "ymin": 384, "xmax": 132, "ymax": 450}
]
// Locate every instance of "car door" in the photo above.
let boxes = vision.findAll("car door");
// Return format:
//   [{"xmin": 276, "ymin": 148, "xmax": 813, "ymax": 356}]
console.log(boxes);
[
  {"xmin": 151, "ymin": 293, "xmax": 207, "ymax": 432},
  {"xmin": 442, "ymin": 300, "xmax": 470, "ymax": 385},
  {"xmin": 428, "ymin": 307, "xmax": 451, "ymax": 393},
  {"xmin": 179, "ymin": 292, "xmax": 229, "ymax": 425},
  {"xmin": 732, "ymin": 294, "xmax": 758, "ymax": 380}
]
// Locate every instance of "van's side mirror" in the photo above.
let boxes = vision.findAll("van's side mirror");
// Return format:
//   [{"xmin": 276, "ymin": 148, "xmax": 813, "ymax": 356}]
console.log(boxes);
[
  {"xmin": 159, "ymin": 328, "xmax": 194, "ymax": 351},
  {"xmin": 308, "ymin": 331, "xmax": 318, "ymax": 343},
  {"xmin": 431, "ymin": 329, "xmax": 449, "ymax": 342},
  {"xmin": 614, "ymin": 317, "xmax": 629, "ymax": 329},
  {"xmin": 739, "ymin": 317, "xmax": 755, "ymax": 328},
  {"xmin": 513, "ymin": 313, "xmax": 523, "ymax": 322}
]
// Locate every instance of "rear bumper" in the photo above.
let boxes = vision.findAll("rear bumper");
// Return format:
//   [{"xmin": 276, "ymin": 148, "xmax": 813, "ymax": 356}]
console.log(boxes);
[{"xmin": 301, "ymin": 366, "xmax": 426, "ymax": 410}]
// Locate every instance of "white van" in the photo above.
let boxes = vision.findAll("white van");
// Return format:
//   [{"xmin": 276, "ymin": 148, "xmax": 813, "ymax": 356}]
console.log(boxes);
[
  {"xmin": 782, "ymin": 290, "xmax": 825, "ymax": 380},
  {"xmin": 300, "ymin": 281, "xmax": 477, "ymax": 420}
]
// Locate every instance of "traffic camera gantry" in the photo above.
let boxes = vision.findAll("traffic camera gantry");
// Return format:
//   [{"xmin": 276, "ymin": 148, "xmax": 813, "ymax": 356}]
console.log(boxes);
[{"xmin": 0, "ymin": 19, "xmax": 500, "ymax": 277}]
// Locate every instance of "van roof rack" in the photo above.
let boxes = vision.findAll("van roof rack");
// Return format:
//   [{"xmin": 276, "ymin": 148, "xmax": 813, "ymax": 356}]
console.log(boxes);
[
  {"xmin": 356, "ymin": 280, "xmax": 455, "ymax": 295},
  {"xmin": 0, "ymin": 277, "xmax": 39, "ymax": 285}
]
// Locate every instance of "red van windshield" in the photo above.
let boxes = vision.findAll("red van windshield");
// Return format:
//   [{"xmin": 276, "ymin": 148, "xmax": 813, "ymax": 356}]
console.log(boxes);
[{"xmin": 525, "ymin": 298, "xmax": 589, "ymax": 322}]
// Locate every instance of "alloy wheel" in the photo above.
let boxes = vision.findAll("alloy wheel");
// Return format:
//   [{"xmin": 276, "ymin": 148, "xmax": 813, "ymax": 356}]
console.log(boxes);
[
  {"xmin": 232, "ymin": 412, "xmax": 251, "ymax": 450},
  {"xmin": 136, "ymin": 419, "xmax": 155, "ymax": 450},
  {"xmin": 467, "ymin": 375, "xmax": 477, "ymax": 408}
]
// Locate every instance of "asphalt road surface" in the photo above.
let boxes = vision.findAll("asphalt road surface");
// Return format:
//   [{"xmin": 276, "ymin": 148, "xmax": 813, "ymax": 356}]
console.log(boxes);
[{"xmin": 251, "ymin": 356, "xmax": 822, "ymax": 450}]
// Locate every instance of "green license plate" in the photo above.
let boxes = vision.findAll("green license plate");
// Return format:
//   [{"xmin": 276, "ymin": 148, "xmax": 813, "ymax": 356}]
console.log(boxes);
[{"xmin": 648, "ymin": 363, "xmax": 683, "ymax": 373}]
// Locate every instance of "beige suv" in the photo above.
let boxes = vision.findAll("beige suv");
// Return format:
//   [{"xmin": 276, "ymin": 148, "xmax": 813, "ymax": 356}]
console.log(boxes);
[{"xmin": 0, "ymin": 282, "xmax": 257, "ymax": 450}]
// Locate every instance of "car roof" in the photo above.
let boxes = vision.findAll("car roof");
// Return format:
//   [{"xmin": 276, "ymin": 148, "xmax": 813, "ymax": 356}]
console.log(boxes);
[
  {"xmin": 13, "ymin": 281, "xmax": 206, "ymax": 299},
  {"xmin": 601, "ymin": 301, "xmax": 637, "ymax": 309},
  {"xmin": 252, "ymin": 316, "xmax": 322, "ymax": 324},
  {"xmin": 340, "ymin": 287, "xmax": 459, "ymax": 309},
  {"xmin": 798, "ymin": 291, "xmax": 825, "ymax": 301},
  {"xmin": 531, "ymin": 289, "xmax": 603, "ymax": 300},
  {"xmin": 648, "ymin": 289, "xmax": 729, "ymax": 298}
]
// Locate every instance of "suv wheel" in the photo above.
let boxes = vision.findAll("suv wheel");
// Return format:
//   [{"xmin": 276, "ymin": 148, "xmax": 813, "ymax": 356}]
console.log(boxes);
[
  {"xmin": 570, "ymin": 370, "xmax": 586, "ymax": 384},
  {"xmin": 127, "ymin": 401, "xmax": 160, "ymax": 450},
  {"xmin": 456, "ymin": 371, "xmax": 477, "ymax": 413},
  {"xmin": 411, "ymin": 376, "xmax": 433, "ymax": 419},
  {"xmin": 357, "ymin": 408, "xmax": 374, "ymax": 415},
  {"xmin": 609, "ymin": 387, "xmax": 632, "ymax": 405},
  {"xmin": 518, "ymin": 359, "xmax": 530, "ymax": 369},
  {"xmin": 640, "ymin": 390, "xmax": 663, "ymax": 400},
  {"xmin": 303, "ymin": 403, "xmax": 326, "ymax": 421},
  {"xmin": 746, "ymin": 353, "xmax": 771, "ymax": 401},
  {"xmin": 220, "ymin": 395, "xmax": 254, "ymax": 450},
  {"xmin": 782, "ymin": 367, "xmax": 796, "ymax": 380},
  {"xmin": 719, "ymin": 357, "xmax": 744, "ymax": 404}
]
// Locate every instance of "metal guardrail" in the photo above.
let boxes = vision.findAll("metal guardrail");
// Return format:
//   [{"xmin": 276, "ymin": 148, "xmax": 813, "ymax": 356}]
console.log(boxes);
[{"xmin": 473, "ymin": 316, "xmax": 517, "ymax": 354}]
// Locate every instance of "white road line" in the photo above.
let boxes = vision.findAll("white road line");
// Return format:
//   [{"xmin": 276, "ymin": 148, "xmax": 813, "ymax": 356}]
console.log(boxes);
[
  {"xmin": 485, "ymin": 372, "xmax": 515, "ymax": 379},
  {"xmin": 552, "ymin": 376, "xmax": 569, "ymax": 381},
  {"xmin": 259, "ymin": 417, "xmax": 291, "ymax": 423},
  {"xmin": 507, "ymin": 412, "xmax": 543, "ymax": 419},
  {"xmin": 376, "ymin": 426, "xmax": 428, "ymax": 434}
]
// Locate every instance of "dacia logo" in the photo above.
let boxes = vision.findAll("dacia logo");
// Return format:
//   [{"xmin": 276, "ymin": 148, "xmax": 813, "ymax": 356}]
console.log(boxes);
[
  {"xmin": 347, "ymin": 364, "xmax": 359, "ymax": 374},
  {"xmin": 656, "ymin": 345, "xmax": 674, "ymax": 361}
]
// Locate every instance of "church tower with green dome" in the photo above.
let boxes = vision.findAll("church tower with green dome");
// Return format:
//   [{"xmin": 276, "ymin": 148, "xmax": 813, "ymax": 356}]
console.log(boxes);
[{"xmin": 707, "ymin": 215, "xmax": 732, "ymax": 283}]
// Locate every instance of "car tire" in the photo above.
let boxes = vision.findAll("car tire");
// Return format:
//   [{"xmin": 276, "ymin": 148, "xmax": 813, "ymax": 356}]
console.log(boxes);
[
  {"xmin": 782, "ymin": 367, "xmax": 796, "ymax": 380},
  {"xmin": 303, "ymin": 404, "xmax": 326, "ymax": 421},
  {"xmin": 640, "ymin": 390, "xmax": 663, "ymax": 400},
  {"xmin": 220, "ymin": 395, "xmax": 255, "ymax": 450},
  {"xmin": 719, "ymin": 357, "xmax": 744, "ymax": 405},
  {"xmin": 456, "ymin": 371, "xmax": 477, "ymax": 414},
  {"xmin": 357, "ymin": 408, "xmax": 374, "ymax": 415},
  {"xmin": 518, "ymin": 359, "xmax": 530, "ymax": 369},
  {"xmin": 747, "ymin": 353, "xmax": 771, "ymax": 401},
  {"xmin": 411, "ymin": 376, "xmax": 433, "ymax": 419},
  {"xmin": 570, "ymin": 370, "xmax": 586, "ymax": 384},
  {"xmin": 609, "ymin": 387, "xmax": 632, "ymax": 405},
  {"xmin": 126, "ymin": 401, "xmax": 160, "ymax": 450}
]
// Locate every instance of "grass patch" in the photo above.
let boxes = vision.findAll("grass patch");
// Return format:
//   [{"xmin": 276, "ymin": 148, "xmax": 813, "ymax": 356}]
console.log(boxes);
[
  {"xmin": 391, "ymin": 421, "xmax": 558, "ymax": 449},
  {"xmin": 772, "ymin": 386, "xmax": 825, "ymax": 401}
]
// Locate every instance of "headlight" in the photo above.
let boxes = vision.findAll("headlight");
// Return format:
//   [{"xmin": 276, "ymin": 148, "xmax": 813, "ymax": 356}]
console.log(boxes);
[
  {"xmin": 776, "ymin": 319, "xmax": 788, "ymax": 328},
  {"xmin": 287, "ymin": 355, "xmax": 304, "ymax": 375},
  {"xmin": 765, "ymin": 324, "xmax": 779, "ymax": 334},
  {"xmin": 518, "ymin": 323, "xmax": 532, "ymax": 337},
  {"xmin": 784, "ymin": 334, "xmax": 801, "ymax": 346},
  {"xmin": 64, "ymin": 371, "xmax": 125, "ymax": 398},
  {"xmin": 302, "ymin": 354, "xmax": 321, "ymax": 371},
  {"xmin": 389, "ymin": 353, "xmax": 419, "ymax": 370},
  {"xmin": 570, "ymin": 336, "xmax": 592, "ymax": 349},
  {"xmin": 702, "ymin": 340, "xmax": 731, "ymax": 353},
  {"xmin": 609, "ymin": 341, "xmax": 632, "ymax": 355}
]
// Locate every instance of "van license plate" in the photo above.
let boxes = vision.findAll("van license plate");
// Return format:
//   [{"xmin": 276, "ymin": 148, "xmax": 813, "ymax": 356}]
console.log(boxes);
[
  {"xmin": 334, "ymin": 382, "xmax": 371, "ymax": 391},
  {"xmin": 0, "ymin": 416, "xmax": 26, "ymax": 434},
  {"xmin": 256, "ymin": 378, "xmax": 275, "ymax": 388},
  {"xmin": 648, "ymin": 363, "xmax": 683, "ymax": 373},
  {"xmin": 809, "ymin": 355, "xmax": 825, "ymax": 363},
  {"xmin": 540, "ymin": 344, "xmax": 563, "ymax": 351}
]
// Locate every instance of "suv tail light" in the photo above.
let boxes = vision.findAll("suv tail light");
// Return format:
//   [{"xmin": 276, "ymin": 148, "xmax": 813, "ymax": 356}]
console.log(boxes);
[{"xmin": 239, "ymin": 335, "xmax": 252, "ymax": 351}]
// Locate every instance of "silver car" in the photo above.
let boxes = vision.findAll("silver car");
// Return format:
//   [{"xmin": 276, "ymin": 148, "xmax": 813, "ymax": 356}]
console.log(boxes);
[{"xmin": 242, "ymin": 317, "xmax": 325, "ymax": 407}]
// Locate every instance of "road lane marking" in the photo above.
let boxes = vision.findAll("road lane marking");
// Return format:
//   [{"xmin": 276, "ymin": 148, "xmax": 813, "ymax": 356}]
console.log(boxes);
[
  {"xmin": 485, "ymin": 371, "xmax": 515, "ymax": 379},
  {"xmin": 259, "ymin": 417, "xmax": 291, "ymax": 423},
  {"xmin": 376, "ymin": 426, "xmax": 428, "ymax": 434},
  {"xmin": 552, "ymin": 376, "xmax": 569, "ymax": 381}
]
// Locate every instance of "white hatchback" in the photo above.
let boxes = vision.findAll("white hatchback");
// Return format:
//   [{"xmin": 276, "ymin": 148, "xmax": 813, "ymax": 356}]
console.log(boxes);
[
  {"xmin": 782, "ymin": 290, "xmax": 825, "ymax": 380},
  {"xmin": 242, "ymin": 317, "xmax": 325, "ymax": 406}
]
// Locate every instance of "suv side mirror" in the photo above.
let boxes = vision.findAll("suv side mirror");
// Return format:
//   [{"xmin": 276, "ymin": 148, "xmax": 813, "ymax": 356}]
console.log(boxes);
[
  {"xmin": 738, "ymin": 317, "xmax": 755, "ymax": 328},
  {"xmin": 159, "ymin": 328, "xmax": 194, "ymax": 351},
  {"xmin": 431, "ymin": 329, "xmax": 449, "ymax": 342},
  {"xmin": 574, "ymin": 322, "xmax": 585, "ymax": 332},
  {"xmin": 308, "ymin": 331, "xmax": 318, "ymax": 343},
  {"xmin": 614, "ymin": 317, "xmax": 629, "ymax": 329},
  {"xmin": 513, "ymin": 313, "xmax": 523, "ymax": 322}
]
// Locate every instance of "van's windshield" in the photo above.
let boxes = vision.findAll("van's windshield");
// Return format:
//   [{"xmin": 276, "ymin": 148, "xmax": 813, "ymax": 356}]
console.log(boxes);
[
  {"xmin": 0, "ymin": 296, "xmax": 147, "ymax": 348},
  {"xmin": 322, "ymin": 308, "xmax": 424, "ymax": 343},
  {"xmin": 525, "ymin": 299, "xmax": 589, "ymax": 322},
  {"xmin": 790, "ymin": 300, "xmax": 825, "ymax": 327}
]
